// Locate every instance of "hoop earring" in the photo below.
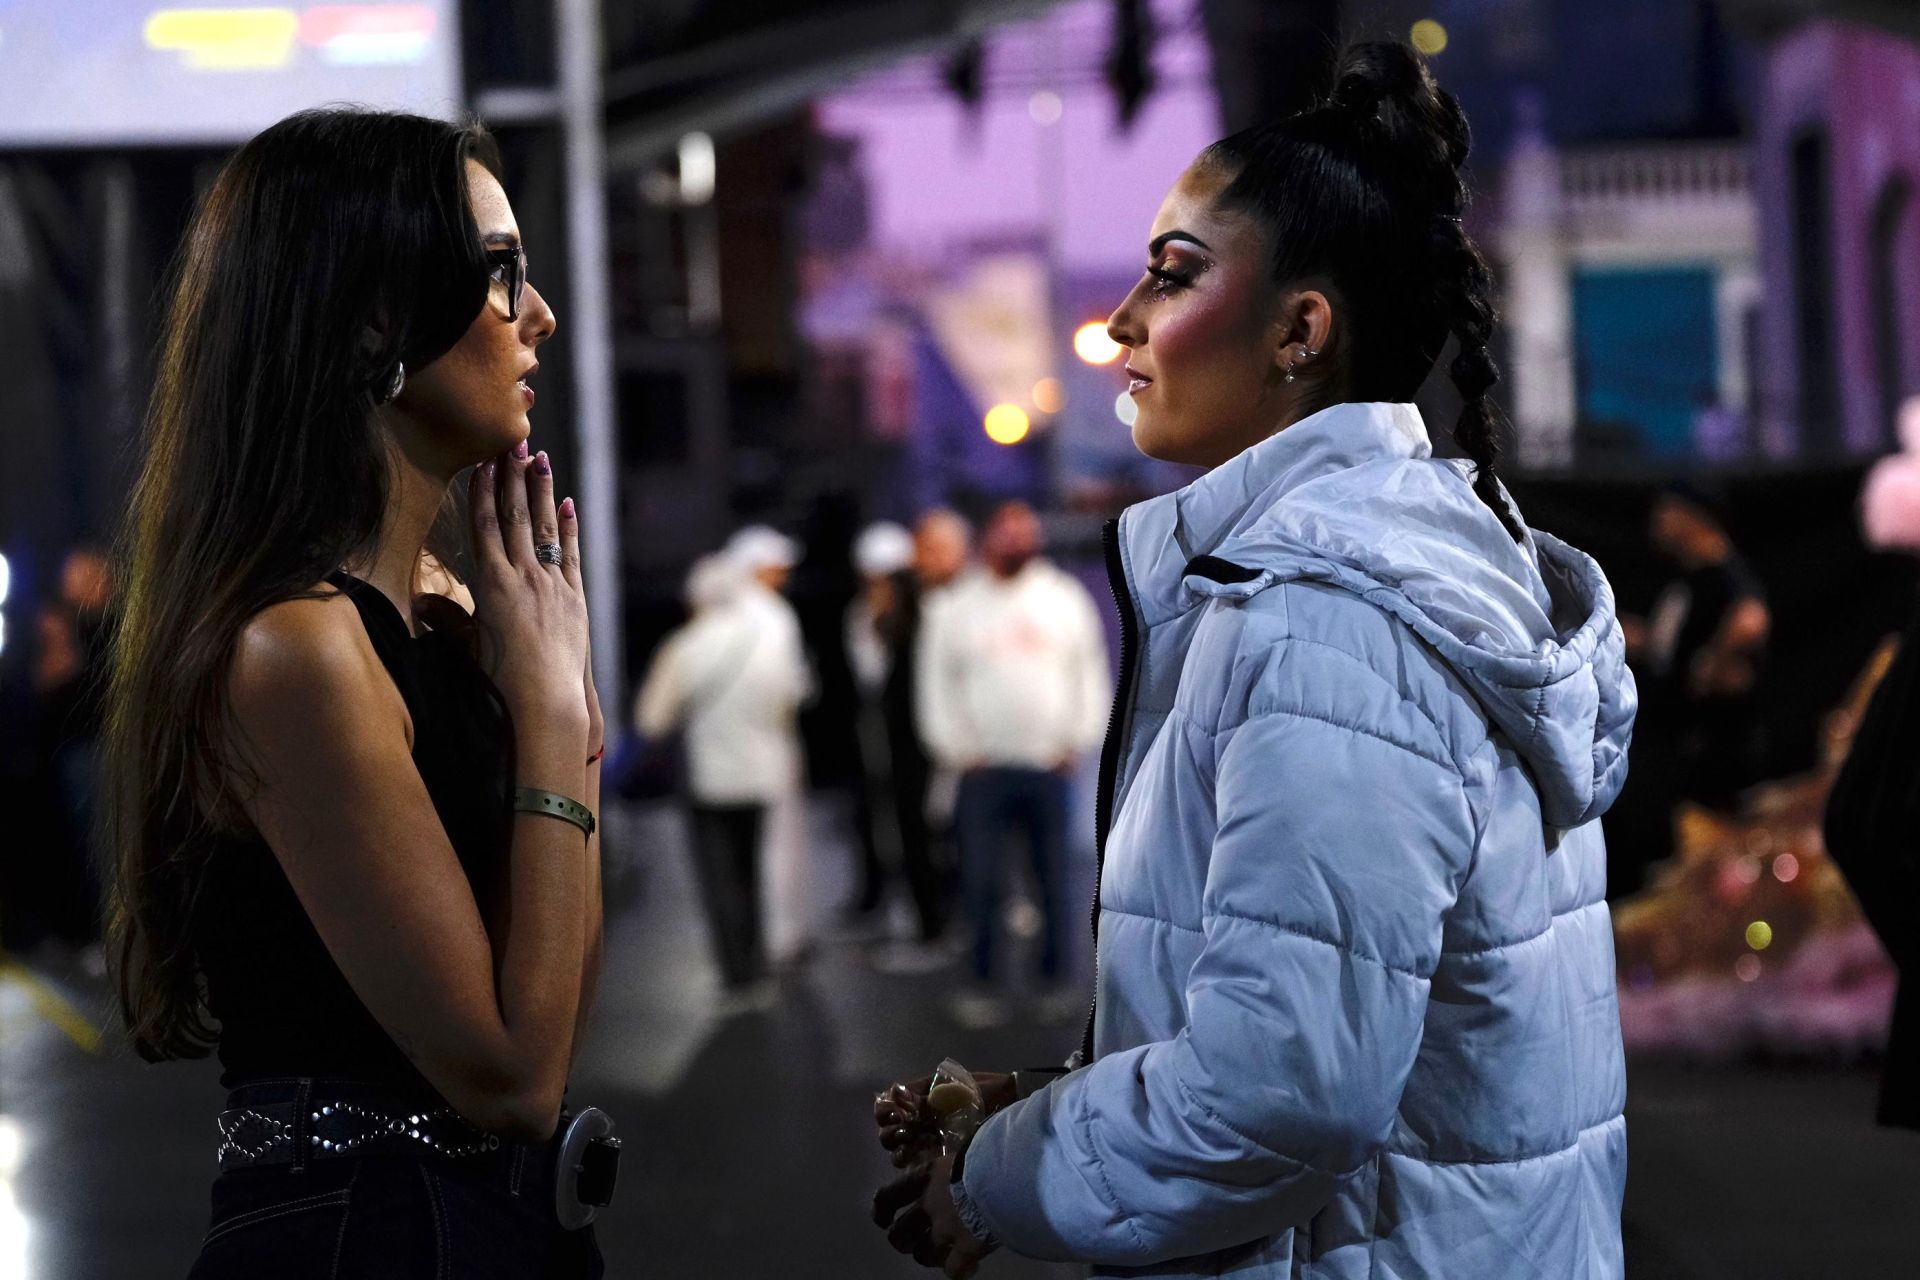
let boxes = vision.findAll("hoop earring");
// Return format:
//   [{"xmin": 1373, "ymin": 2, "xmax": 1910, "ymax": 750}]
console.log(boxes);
[{"xmin": 381, "ymin": 361, "xmax": 406, "ymax": 404}]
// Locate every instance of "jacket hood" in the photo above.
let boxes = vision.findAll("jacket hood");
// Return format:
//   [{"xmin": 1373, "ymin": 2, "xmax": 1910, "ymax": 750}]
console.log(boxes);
[{"xmin": 1126, "ymin": 401, "xmax": 1635, "ymax": 828}]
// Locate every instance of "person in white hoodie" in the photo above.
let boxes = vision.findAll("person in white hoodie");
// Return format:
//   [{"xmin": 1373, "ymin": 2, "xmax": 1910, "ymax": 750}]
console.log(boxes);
[
  {"xmin": 722, "ymin": 524, "xmax": 819, "ymax": 966},
  {"xmin": 917, "ymin": 501, "xmax": 1110, "ymax": 1025},
  {"xmin": 636, "ymin": 551, "xmax": 809, "ymax": 997}
]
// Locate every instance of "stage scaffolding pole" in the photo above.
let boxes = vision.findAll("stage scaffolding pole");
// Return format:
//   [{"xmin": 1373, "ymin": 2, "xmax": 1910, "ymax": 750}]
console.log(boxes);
[{"xmin": 557, "ymin": 0, "xmax": 624, "ymax": 713}]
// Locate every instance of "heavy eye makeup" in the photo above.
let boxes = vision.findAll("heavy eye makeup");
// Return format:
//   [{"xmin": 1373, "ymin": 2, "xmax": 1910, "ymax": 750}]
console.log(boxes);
[{"xmin": 1144, "ymin": 252, "xmax": 1207, "ymax": 298}]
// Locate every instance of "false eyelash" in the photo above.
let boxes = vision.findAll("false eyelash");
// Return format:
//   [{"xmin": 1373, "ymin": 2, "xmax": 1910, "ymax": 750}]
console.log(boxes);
[{"xmin": 1146, "ymin": 265, "xmax": 1190, "ymax": 295}]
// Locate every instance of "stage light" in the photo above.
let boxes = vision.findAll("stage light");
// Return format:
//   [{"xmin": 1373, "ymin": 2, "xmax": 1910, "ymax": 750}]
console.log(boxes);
[
  {"xmin": 1411, "ymin": 19, "xmax": 1449, "ymax": 56},
  {"xmin": 678, "ymin": 132, "xmax": 716, "ymax": 205},
  {"xmin": 985, "ymin": 404, "xmax": 1031, "ymax": 445},
  {"xmin": 1073, "ymin": 322, "xmax": 1122, "ymax": 365},
  {"xmin": 1032, "ymin": 378, "xmax": 1065, "ymax": 414}
]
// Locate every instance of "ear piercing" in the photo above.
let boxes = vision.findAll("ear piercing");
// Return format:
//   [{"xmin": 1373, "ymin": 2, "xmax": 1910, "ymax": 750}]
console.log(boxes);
[
  {"xmin": 1285, "ymin": 346, "xmax": 1319, "ymax": 385},
  {"xmin": 381, "ymin": 361, "xmax": 406, "ymax": 403}
]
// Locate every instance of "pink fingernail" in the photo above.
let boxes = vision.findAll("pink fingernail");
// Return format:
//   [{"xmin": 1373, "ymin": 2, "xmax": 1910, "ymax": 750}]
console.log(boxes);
[
  {"xmin": 536, "ymin": 450, "xmax": 551, "ymax": 476},
  {"xmin": 514, "ymin": 439, "xmax": 529, "ymax": 459},
  {"xmin": 560, "ymin": 497, "xmax": 575, "ymax": 518}
]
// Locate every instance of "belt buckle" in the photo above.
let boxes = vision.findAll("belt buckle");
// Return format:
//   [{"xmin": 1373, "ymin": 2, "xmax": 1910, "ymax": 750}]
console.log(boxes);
[{"xmin": 552, "ymin": 1106, "xmax": 620, "ymax": 1229}]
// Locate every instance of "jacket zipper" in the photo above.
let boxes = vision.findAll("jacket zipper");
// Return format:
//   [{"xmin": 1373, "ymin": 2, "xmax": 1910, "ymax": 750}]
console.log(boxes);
[{"xmin": 1080, "ymin": 516, "xmax": 1141, "ymax": 1064}]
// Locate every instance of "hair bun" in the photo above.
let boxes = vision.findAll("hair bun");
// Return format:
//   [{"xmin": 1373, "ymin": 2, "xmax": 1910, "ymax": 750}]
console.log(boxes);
[{"xmin": 1327, "ymin": 41, "xmax": 1472, "ymax": 185}]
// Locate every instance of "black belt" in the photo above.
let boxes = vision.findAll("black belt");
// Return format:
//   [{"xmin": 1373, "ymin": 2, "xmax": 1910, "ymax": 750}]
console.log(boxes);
[{"xmin": 215, "ymin": 1081, "xmax": 620, "ymax": 1228}]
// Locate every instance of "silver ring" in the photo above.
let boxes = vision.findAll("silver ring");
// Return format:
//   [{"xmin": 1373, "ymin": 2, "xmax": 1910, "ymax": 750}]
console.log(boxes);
[{"xmin": 535, "ymin": 542, "xmax": 563, "ymax": 566}]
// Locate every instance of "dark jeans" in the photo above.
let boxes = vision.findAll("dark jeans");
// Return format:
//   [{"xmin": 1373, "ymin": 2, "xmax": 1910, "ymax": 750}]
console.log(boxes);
[
  {"xmin": 187, "ymin": 1080, "xmax": 602, "ymax": 1280},
  {"xmin": 891, "ymin": 735, "xmax": 953, "ymax": 942},
  {"xmin": 956, "ymin": 766, "xmax": 1067, "ymax": 984},
  {"xmin": 688, "ymin": 802, "xmax": 767, "ymax": 988},
  {"xmin": 854, "ymin": 726, "xmax": 950, "ymax": 940}
]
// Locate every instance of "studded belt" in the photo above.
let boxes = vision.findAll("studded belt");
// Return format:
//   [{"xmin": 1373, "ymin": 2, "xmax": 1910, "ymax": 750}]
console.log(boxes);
[{"xmin": 216, "ymin": 1093, "xmax": 500, "ymax": 1173}]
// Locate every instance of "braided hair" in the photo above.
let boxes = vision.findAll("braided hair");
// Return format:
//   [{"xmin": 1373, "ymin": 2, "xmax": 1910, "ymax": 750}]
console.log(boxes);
[{"xmin": 1199, "ymin": 41, "xmax": 1523, "ymax": 541}]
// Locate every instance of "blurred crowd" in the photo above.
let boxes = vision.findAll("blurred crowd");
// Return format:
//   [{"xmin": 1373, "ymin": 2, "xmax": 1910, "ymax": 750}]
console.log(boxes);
[
  {"xmin": 23, "ymin": 471, "xmax": 1920, "ymax": 1086},
  {"xmin": 626, "ymin": 501, "xmax": 1109, "ymax": 1029},
  {"xmin": 0, "ymin": 487, "xmax": 1805, "ymax": 1013}
]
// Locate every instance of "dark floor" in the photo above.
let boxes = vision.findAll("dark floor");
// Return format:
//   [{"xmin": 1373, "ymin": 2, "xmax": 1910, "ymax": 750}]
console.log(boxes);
[{"xmin": 3, "ymin": 799, "xmax": 1919, "ymax": 1278}]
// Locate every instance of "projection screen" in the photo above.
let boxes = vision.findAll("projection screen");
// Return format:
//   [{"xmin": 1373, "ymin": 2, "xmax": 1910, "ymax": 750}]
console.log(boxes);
[{"xmin": 0, "ymin": 2, "xmax": 462, "ymax": 145}]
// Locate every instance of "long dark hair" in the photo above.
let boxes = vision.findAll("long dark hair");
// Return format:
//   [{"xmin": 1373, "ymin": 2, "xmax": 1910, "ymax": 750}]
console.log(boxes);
[
  {"xmin": 106, "ymin": 109, "xmax": 501, "ymax": 1061},
  {"xmin": 1201, "ymin": 41, "xmax": 1522, "ymax": 540}
]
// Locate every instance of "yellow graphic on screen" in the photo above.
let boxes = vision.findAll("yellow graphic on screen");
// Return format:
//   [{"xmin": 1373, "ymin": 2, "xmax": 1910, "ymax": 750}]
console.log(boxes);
[{"xmin": 144, "ymin": 8, "xmax": 299, "ymax": 70}]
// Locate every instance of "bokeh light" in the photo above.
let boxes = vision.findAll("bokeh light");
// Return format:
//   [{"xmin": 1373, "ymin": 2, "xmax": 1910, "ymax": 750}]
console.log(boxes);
[
  {"xmin": 678, "ymin": 131, "xmax": 716, "ymax": 204},
  {"xmin": 984, "ymin": 403, "xmax": 1031, "ymax": 445},
  {"xmin": 1028, "ymin": 90, "xmax": 1063, "ymax": 125},
  {"xmin": 1733, "ymin": 855, "xmax": 1762, "ymax": 885},
  {"xmin": 1734, "ymin": 954, "xmax": 1762, "ymax": 983},
  {"xmin": 1745, "ymin": 920, "xmax": 1773, "ymax": 951},
  {"xmin": 1032, "ymin": 377, "xmax": 1065, "ymax": 414},
  {"xmin": 1074, "ymin": 321, "xmax": 1123, "ymax": 365},
  {"xmin": 1411, "ymin": 19, "xmax": 1449, "ymax": 56},
  {"xmin": 1772, "ymin": 852, "xmax": 1800, "ymax": 883},
  {"xmin": 1113, "ymin": 390, "xmax": 1139, "ymax": 427}
]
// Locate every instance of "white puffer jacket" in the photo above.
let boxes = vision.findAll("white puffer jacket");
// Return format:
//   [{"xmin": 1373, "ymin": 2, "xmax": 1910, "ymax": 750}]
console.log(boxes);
[{"xmin": 955, "ymin": 402, "xmax": 1636, "ymax": 1278}]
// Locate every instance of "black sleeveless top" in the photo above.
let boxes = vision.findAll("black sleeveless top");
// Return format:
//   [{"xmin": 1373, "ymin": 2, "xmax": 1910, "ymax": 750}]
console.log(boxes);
[{"xmin": 200, "ymin": 571, "xmax": 514, "ymax": 1089}]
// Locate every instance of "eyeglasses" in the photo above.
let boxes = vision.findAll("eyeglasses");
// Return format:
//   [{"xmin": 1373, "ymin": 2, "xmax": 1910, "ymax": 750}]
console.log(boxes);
[{"xmin": 486, "ymin": 244, "xmax": 528, "ymax": 321}]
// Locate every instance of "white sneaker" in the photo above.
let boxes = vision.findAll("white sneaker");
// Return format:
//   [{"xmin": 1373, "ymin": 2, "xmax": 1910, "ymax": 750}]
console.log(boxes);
[
  {"xmin": 1003, "ymin": 898, "xmax": 1043, "ymax": 940},
  {"xmin": 947, "ymin": 990, "xmax": 1011, "ymax": 1030}
]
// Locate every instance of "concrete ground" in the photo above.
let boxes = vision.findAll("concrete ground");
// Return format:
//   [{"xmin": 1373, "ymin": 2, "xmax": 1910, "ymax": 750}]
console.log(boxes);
[{"xmin": 3, "ymin": 798, "xmax": 1917, "ymax": 1278}]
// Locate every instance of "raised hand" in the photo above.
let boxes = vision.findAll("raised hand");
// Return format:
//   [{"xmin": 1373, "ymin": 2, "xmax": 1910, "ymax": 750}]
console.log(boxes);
[
  {"xmin": 549, "ymin": 484, "xmax": 603, "ymax": 756},
  {"xmin": 465, "ymin": 443, "xmax": 591, "ymax": 742}
]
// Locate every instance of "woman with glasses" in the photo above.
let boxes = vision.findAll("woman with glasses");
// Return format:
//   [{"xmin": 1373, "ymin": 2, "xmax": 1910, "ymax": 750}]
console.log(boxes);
[{"xmin": 104, "ymin": 108, "xmax": 605, "ymax": 1277}]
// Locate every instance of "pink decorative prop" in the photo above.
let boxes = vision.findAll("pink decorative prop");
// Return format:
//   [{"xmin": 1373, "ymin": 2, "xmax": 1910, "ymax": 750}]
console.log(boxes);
[{"xmin": 1860, "ymin": 397, "xmax": 1920, "ymax": 551}]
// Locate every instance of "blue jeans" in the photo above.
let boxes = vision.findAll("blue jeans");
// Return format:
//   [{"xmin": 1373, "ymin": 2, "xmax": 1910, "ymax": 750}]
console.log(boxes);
[
  {"xmin": 186, "ymin": 1079, "xmax": 604, "ymax": 1279},
  {"xmin": 956, "ymin": 766, "xmax": 1068, "ymax": 984}
]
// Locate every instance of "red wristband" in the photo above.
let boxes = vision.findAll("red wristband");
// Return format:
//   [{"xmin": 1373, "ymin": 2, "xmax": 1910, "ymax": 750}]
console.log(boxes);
[{"xmin": 586, "ymin": 744, "xmax": 605, "ymax": 766}]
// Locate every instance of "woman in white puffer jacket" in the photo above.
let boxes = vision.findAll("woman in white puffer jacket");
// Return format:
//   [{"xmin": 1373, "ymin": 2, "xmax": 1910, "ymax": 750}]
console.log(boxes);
[{"xmin": 873, "ymin": 41, "xmax": 1636, "ymax": 1279}]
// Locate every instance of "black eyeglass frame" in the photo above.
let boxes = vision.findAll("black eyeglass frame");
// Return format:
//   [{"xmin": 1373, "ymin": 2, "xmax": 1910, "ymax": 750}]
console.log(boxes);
[{"xmin": 486, "ymin": 245, "xmax": 528, "ymax": 321}]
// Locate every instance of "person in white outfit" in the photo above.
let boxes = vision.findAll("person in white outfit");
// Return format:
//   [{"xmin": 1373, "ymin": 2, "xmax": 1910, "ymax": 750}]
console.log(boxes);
[
  {"xmin": 917, "ymin": 501, "xmax": 1110, "ymax": 1026},
  {"xmin": 722, "ymin": 525, "xmax": 818, "ymax": 966},
  {"xmin": 636, "ymin": 551, "xmax": 809, "ymax": 995},
  {"xmin": 846, "ymin": 522, "xmax": 917, "ymax": 927}
]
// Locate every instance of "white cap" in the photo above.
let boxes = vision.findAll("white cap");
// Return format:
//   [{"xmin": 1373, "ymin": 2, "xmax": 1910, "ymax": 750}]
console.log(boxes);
[
  {"xmin": 726, "ymin": 525, "xmax": 802, "ymax": 573},
  {"xmin": 854, "ymin": 522, "xmax": 914, "ymax": 578},
  {"xmin": 685, "ymin": 553, "xmax": 748, "ymax": 610}
]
